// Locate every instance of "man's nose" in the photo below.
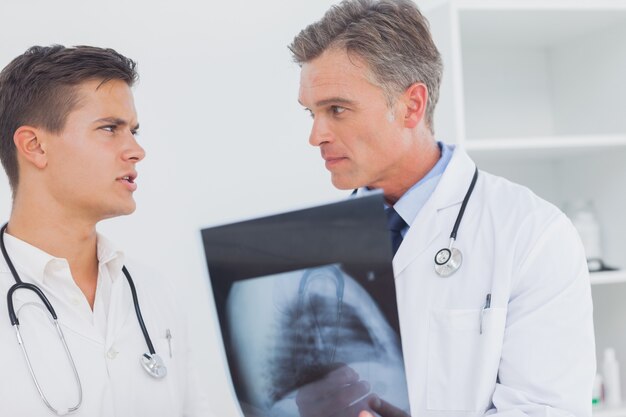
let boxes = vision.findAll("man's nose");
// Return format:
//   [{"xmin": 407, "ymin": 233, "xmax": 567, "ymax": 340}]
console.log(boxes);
[
  {"xmin": 309, "ymin": 118, "xmax": 332, "ymax": 147},
  {"xmin": 122, "ymin": 133, "xmax": 146, "ymax": 163}
]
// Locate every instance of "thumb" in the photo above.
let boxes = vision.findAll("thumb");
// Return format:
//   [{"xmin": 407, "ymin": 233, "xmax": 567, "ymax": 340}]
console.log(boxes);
[{"xmin": 359, "ymin": 411, "xmax": 375, "ymax": 417}]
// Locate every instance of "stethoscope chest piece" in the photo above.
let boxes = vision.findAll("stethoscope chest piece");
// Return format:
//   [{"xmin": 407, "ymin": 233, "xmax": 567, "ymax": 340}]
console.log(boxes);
[
  {"xmin": 141, "ymin": 353, "xmax": 167, "ymax": 379},
  {"xmin": 434, "ymin": 246, "xmax": 463, "ymax": 277},
  {"xmin": 433, "ymin": 167, "xmax": 478, "ymax": 278}
]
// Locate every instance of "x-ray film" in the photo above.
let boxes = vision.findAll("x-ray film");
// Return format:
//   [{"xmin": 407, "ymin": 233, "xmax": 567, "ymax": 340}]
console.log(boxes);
[{"xmin": 201, "ymin": 194, "xmax": 411, "ymax": 417}]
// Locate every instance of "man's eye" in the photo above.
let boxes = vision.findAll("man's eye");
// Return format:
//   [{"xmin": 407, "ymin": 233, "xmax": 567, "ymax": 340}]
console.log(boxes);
[
  {"xmin": 305, "ymin": 109, "xmax": 314, "ymax": 119},
  {"xmin": 331, "ymin": 106, "xmax": 346, "ymax": 115},
  {"xmin": 131, "ymin": 129, "xmax": 139, "ymax": 136},
  {"xmin": 101, "ymin": 125, "xmax": 117, "ymax": 133}
]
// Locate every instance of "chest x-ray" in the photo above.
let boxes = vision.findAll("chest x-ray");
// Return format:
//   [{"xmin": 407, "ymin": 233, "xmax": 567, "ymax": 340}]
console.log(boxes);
[{"xmin": 202, "ymin": 194, "xmax": 411, "ymax": 417}]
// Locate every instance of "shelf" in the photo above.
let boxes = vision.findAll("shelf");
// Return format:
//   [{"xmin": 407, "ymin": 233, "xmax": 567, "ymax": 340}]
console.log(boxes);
[
  {"xmin": 593, "ymin": 405, "xmax": 626, "ymax": 417},
  {"xmin": 590, "ymin": 270, "xmax": 626, "ymax": 286},
  {"xmin": 464, "ymin": 135, "xmax": 626, "ymax": 160}
]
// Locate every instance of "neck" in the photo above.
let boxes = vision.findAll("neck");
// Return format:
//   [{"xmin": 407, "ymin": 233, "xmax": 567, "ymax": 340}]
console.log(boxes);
[
  {"xmin": 383, "ymin": 137, "xmax": 441, "ymax": 206},
  {"xmin": 7, "ymin": 191, "xmax": 100, "ymax": 309}
]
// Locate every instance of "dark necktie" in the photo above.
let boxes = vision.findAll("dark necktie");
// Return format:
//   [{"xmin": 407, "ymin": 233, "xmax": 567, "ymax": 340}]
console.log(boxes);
[{"xmin": 386, "ymin": 207, "xmax": 407, "ymax": 256}]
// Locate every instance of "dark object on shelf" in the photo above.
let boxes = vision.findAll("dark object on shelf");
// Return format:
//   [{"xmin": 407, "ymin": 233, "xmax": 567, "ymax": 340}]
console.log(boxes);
[{"xmin": 588, "ymin": 258, "xmax": 619, "ymax": 273}]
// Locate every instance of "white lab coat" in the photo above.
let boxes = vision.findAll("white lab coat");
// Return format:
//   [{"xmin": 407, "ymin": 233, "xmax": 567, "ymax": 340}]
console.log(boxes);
[
  {"xmin": 0, "ymin": 233, "xmax": 208, "ymax": 417},
  {"xmin": 392, "ymin": 148, "xmax": 595, "ymax": 417}
]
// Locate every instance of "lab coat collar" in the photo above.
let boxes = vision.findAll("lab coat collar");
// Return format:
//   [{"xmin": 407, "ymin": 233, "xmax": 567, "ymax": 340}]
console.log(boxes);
[
  {"xmin": 392, "ymin": 147, "xmax": 477, "ymax": 276},
  {"xmin": 1, "ymin": 231, "xmax": 125, "ymax": 286}
]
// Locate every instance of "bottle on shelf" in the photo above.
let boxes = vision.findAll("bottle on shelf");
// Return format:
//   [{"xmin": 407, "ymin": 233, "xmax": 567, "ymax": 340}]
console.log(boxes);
[
  {"xmin": 568, "ymin": 200, "xmax": 610, "ymax": 272},
  {"xmin": 603, "ymin": 347, "xmax": 622, "ymax": 408},
  {"xmin": 593, "ymin": 373, "xmax": 604, "ymax": 407}
]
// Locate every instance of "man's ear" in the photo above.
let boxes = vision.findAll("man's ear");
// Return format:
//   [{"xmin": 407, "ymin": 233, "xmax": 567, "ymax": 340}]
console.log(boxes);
[
  {"xmin": 402, "ymin": 83, "xmax": 429, "ymax": 129},
  {"xmin": 13, "ymin": 126, "xmax": 48, "ymax": 169}
]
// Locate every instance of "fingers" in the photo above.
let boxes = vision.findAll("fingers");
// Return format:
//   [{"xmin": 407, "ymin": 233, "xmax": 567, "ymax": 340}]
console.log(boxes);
[
  {"xmin": 293, "ymin": 365, "xmax": 411, "ymax": 417},
  {"xmin": 297, "ymin": 380, "xmax": 371, "ymax": 417},
  {"xmin": 368, "ymin": 395, "xmax": 411, "ymax": 417},
  {"xmin": 322, "ymin": 365, "xmax": 360, "ymax": 391},
  {"xmin": 297, "ymin": 365, "xmax": 359, "ymax": 404},
  {"xmin": 295, "ymin": 365, "xmax": 377, "ymax": 417},
  {"xmin": 328, "ymin": 394, "xmax": 374, "ymax": 417}
]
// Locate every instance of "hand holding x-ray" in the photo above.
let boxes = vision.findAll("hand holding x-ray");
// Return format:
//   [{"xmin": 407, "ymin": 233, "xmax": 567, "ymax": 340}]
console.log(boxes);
[
  {"xmin": 295, "ymin": 364, "xmax": 374, "ymax": 417},
  {"xmin": 362, "ymin": 397, "xmax": 411, "ymax": 417},
  {"xmin": 294, "ymin": 364, "xmax": 410, "ymax": 417}
]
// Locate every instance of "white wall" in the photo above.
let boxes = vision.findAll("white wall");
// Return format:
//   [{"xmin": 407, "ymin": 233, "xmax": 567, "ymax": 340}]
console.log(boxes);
[{"xmin": 0, "ymin": 0, "xmax": 359, "ymax": 415}]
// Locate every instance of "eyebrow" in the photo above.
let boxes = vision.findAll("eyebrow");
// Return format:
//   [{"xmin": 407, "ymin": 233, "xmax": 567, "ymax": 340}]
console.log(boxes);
[
  {"xmin": 298, "ymin": 97, "xmax": 356, "ymax": 108},
  {"xmin": 94, "ymin": 117, "xmax": 140, "ymax": 131}
]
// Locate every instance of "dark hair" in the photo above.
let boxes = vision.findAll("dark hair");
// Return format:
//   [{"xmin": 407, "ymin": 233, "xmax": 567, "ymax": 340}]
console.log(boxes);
[
  {"xmin": 289, "ymin": 0, "xmax": 442, "ymax": 134},
  {"xmin": 0, "ymin": 45, "xmax": 138, "ymax": 195}
]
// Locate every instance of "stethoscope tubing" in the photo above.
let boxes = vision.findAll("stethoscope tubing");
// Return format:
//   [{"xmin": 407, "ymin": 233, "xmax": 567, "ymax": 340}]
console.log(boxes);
[
  {"xmin": 123, "ymin": 265, "xmax": 156, "ymax": 355},
  {"xmin": 1, "ymin": 223, "xmax": 156, "ymax": 354},
  {"xmin": 2, "ymin": 224, "xmax": 84, "ymax": 415},
  {"xmin": 433, "ymin": 166, "xmax": 478, "ymax": 277},
  {"xmin": 450, "ymin": 167, "xmax": 479, "ymax": 241},
  {"xmin": 8, "ymin": 282, "xmax": 58, "ymax": 325}
]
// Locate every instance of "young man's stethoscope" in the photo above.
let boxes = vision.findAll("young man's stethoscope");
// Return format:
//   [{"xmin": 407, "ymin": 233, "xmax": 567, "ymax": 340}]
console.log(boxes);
[{"xmin": 0, "ymin": 223, "xmax": 166, "ymax": 416}]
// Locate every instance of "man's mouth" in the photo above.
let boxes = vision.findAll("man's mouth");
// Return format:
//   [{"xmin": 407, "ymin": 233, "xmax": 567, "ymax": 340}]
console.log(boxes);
[
  {"xmin": 324, "ymin": 157, "xmax": 347, "ymax": 169},
  {"xmin": 117, "ymin": 172, "xmax": 137, "ymax": 183},
  {"xmin": 117, "ymin": 173, "xmax": 138, "ymax": 191}
]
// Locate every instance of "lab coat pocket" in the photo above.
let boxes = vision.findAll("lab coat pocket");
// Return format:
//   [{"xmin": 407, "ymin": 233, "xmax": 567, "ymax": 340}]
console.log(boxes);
[
  {"xmin": 149, "ymin": 338, "xmax": 181, "ymax": 412},
  {"xmin": 427, "ymin": 307, "xmax": 506, "ymax": 412}
]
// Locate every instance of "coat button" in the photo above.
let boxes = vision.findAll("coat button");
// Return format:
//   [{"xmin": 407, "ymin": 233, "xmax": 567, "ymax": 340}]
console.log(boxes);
[{"xmin": 106, "ymin": 347, "xmax": 119, "ymax": 360}]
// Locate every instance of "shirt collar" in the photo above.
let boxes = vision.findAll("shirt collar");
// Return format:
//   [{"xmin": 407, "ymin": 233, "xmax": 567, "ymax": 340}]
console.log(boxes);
[
  {"xmin": 96, "ymin": 233, "xmax": 125, "ymax": 282},
  {"xmin": 1, "ymin": 232, "xmax": 57, "ymax": 286},
  {"xmin": 393, "ymin": 142, "xmax": 454, "ymax": 227},
  {"xmin": 353, "ymin": 141, "xmax": 455, "ymax": 227},
  {"xmin": 0, "ymin": 231, "xmax": 125, "ymax": 285}
]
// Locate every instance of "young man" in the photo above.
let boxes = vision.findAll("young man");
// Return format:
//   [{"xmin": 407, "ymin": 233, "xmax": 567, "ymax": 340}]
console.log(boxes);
[
  {"xmin": 290, "ymin": 1, "xmax": 595, "ymax": 417},
  {"xmin": 0, "ymin": 45, "xmax": 208, "ymax": 416}
]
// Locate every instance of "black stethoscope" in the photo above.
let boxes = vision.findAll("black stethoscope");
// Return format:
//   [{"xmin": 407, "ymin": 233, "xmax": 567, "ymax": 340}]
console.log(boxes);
[
  {"xmin": 1, "ymin": 223, "xmax": 166, "ymax": 416},
  {"xmin": 434, "ymin": 167, "xmax": 478, "ymax": 277}
]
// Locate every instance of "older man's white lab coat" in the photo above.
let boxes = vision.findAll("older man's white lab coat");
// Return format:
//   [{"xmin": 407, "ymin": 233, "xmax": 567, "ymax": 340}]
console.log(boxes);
[{"xmin": 394, "ymin": 149, "xmax": 595, "ymax": 417}]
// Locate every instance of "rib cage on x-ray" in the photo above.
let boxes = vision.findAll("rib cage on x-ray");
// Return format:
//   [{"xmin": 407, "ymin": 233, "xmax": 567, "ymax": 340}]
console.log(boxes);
[
  {"xmin": 269, "ymin": 296, "xmax": 381, "ymax": 402},
  {"xmin": 266, "ymin": 265, "xmax": 404, "ymax": 406}
]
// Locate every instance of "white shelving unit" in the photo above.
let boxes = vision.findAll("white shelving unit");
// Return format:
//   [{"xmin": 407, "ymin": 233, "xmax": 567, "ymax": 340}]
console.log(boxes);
[
  {"xmin": 425, "ymin": 1, "xmax": 626, "ymax": 415},
  {"xmin": 591, "ymin": 271, "xmax": 626, "ymax": 286}
]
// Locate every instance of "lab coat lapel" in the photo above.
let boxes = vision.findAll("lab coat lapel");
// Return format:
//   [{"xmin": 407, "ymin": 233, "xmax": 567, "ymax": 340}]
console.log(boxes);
[
  {"xmin": 8, "ymin": 284, "xmax": 104, "ymax": 344},
  {"xmin": 392, "ymin": 195, "xmax": 441, "ymax": 276},
  {"xmin": 105, "ymin": 271, "xmax": 134, "ymax": 347},
  {"xmin": 392, "ymin": 149, "xmax": 477, "ymax": 277}
]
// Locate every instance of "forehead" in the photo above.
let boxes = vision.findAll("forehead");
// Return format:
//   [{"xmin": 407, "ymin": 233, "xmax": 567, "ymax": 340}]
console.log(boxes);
[
  {"xmin": 298, "ymin": 48, "xmax": 380, "ymax": 106},
  {"xmin": 70, "ymin": 79, "xmax": 137, "ymax": 120}
]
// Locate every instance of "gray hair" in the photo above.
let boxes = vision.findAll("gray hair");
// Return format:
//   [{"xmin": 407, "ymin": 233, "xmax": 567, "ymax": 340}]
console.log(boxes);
[{"xmin": 289, "ymin": 0, "xmax": 443, "ymax": 134}]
